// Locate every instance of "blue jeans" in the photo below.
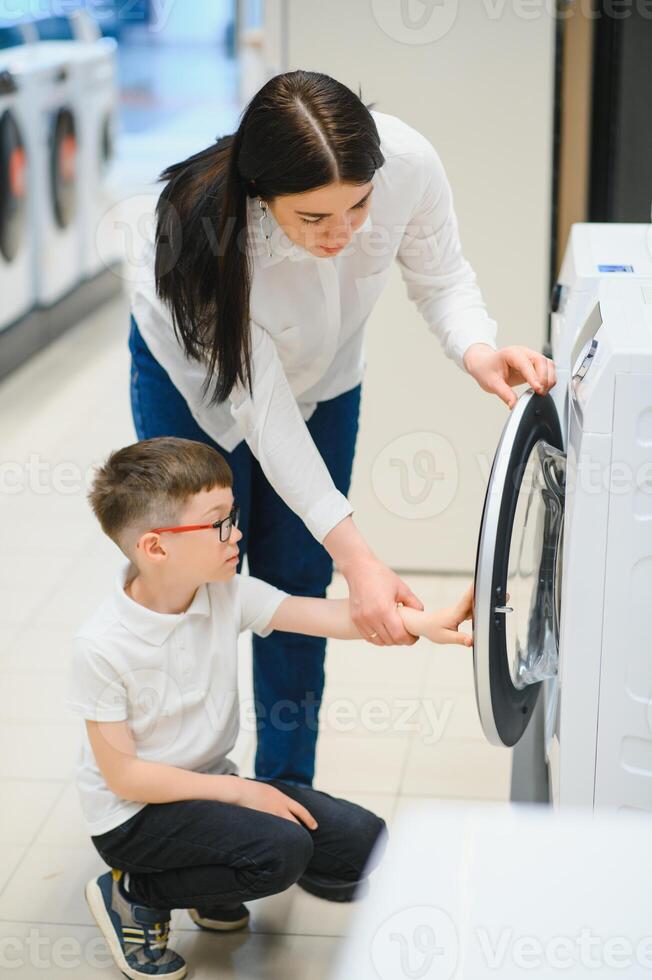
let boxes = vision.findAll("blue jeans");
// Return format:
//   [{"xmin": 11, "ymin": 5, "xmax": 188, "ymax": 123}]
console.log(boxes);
[
  {"xmin": 128, "ymin": 317, "xmax": 361, "ymax": 786},
  {"xmin": 91, "ymin": 779, "xmax": 386, "ymax": 912}
]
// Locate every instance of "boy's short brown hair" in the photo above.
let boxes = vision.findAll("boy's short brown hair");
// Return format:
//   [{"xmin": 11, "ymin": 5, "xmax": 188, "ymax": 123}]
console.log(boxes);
[{"xmin": 88, "ymin": 436, "xmax": 233, "ymax": 547}]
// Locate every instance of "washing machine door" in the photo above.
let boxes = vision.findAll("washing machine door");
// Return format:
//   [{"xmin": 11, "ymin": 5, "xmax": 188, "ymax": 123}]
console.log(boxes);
[
  {"xmin": 473, "ymin": 391, "xmax": 565, "ymax": 747},
  {"xmin": 49, "ymin": 105, "xmax": 77, "ymax": 229},
  {"xmin": 0, "ymin": 74, "xmax": 27, "ymax": 263}
]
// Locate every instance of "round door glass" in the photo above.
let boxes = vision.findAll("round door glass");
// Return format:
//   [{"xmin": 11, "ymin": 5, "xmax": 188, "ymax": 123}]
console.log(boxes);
[
  {"xmin": 0, "ymin": 108, "xmax": 26, "ymax": 263},
  {"xmin": 505, "ymin": 439, "xmax": 565, "ymax": 690},
  {"xmin": 50, "ymin": 107, "xmax": 77, "ymax": 229}
]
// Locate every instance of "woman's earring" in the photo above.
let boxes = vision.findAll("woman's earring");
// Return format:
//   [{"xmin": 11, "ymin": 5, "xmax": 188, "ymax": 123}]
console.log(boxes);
[{"xmin": 258, "ymin": 199, "xmax": 273, "ymax": 258}]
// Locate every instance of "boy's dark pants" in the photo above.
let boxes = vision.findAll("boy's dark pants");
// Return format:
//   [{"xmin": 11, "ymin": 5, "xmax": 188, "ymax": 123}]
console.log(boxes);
[{"xmin": 91, "ymin": 779, "xmax": 386, "ymax": 914}]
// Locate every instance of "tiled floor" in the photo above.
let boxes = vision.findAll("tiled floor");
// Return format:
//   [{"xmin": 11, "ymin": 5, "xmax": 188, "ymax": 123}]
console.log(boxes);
[{"xmin": 0, "ymin": 292, "xmax": 513, "ymax": 977}]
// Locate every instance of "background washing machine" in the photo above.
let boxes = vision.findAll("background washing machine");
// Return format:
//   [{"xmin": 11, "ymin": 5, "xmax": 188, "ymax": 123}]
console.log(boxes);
[
  {"xmin": 473, "ymin": 223, "xmax": 652, "ymax": 811},
  {"xmin": 0, "ymin": 65, "xmax": 34, "ymax": 331},
  {"xmin": 35, "ymin": 37, "xmax": 120, "ymax": 280},
  {"xmin": 0, "ymin": 24, "xmax": 30, "ymax": 49},
  {"xmin": 1, "ymin": 44, "xmax": 83, "ymax": 307}
]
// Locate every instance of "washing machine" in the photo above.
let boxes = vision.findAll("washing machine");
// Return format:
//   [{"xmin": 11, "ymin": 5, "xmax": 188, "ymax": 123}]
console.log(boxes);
[
  {"xmin": 550, "ymin": 223, "xmax": 652, "ymax": 439},
  {"xmin": 473, "ymin": 223, "xmax": 652, "ymax": 812},
  {"xmin": 33, "ymin": 11, "xmax": 102, "ymax": 43},
  {"xmin": 35, "ymin": 37, "xmax": 120, "ymax": 280},
  {"xmin": 0, "ymin": 65, "xmax": 34, "ymax": 331},
  {"xmin": 0, "ymin": 24, "xmax": 30, "ymax": 49},
  {"xmin": 1, "ymin": 44, "xmax": 83, "ymax": 306}
]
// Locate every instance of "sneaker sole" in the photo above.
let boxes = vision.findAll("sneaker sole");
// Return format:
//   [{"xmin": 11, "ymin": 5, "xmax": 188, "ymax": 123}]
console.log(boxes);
[
  {"xmin": 85, "ymin": 878, "xmax": 187, "ymax": 980},
  {"xmin": 188, "ymin": 908, "xmax": 249, "ymax": 932},
  {"xmin": 296, "ymin": 874, "xmax": 368, "ymax": 902}
]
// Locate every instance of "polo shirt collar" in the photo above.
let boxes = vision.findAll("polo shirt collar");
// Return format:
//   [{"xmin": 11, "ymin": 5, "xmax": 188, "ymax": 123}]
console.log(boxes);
[
  {"xmin": 246, "ymin": 193, "xmax": 373, "ymax": 269},
  {"xmin": 113, "ymin": 561, "xmax": 211, "ymax": 646}
]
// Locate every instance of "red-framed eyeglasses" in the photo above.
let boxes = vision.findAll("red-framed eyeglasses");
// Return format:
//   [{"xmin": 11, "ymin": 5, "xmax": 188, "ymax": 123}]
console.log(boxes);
[{"xmin": 150, "ymin": 504, "xmax": 240, "ymax": 543}]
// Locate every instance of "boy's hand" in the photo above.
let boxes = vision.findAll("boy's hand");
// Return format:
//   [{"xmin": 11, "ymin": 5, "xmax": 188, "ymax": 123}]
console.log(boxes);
[
  {"xmin": 417, "ymin": 584, "xmax": 474, "ymax": 647},
  {"xmin": 228, "ymin": 777, "xmax": 318, "ymax": 830}
]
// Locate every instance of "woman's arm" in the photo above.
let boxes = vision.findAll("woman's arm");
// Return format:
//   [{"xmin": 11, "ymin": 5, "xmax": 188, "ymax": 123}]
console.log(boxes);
[
  {"xmin": 269, "ymin": 584, "xmax": 473, "ymax": 647},
  {"xmin": 323, "ymin": 516, "xmax": 423, "ymax": 646},
  {"xmin": 229, "ymin": 321, "xmax": 423, "ymax": 645},
  {"xmin": 228, "ymin": 321, "xmax": 353, "ymax": 544},
  {"xmin": 395, "ymin": 135, "xmax": 555, "ymax": 404}
]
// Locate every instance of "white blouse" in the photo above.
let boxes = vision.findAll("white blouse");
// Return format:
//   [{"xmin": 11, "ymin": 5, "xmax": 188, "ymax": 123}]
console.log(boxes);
[{"xmin": 129, "ymin": 110, "xmax": 498, "ymax": 544}]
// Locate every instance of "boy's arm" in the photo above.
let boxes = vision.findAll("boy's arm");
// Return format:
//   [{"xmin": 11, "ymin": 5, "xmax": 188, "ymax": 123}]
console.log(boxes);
[
  {"xmin": 86, "ymin": 719, "xmax": 240, "ymax": 805},
  {"xmin": 86, "ymin": 719, "xmax": 317, "ymax": 827},
  {"xmin": 269, "ymin": 586, "xmax": 474, "ymax": 646},
  {"xmin": 268, "ymin": 597, "xmax": 363, "ymax": 640}
]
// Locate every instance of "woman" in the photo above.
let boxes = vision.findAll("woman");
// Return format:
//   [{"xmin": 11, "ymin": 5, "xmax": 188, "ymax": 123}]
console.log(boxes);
[{"xmin": 128, "ymin": 69, "xmax": 555, "ymax": 788}]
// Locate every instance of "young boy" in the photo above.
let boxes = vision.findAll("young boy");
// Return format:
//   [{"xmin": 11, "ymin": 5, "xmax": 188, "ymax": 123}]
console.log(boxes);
[{"xmin": 67, "ymin": 436, "xmax": 473, "ymax": 980}]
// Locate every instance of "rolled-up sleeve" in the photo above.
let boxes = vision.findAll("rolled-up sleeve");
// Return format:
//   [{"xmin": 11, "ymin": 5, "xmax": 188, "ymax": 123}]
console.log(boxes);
[
  {"xmin": 229, "ymin": 321, "xmax": 353, "ymax": 543},
  {"xmin": 396, "ymin": 140, "xmax": 498, "ymax": 369}
]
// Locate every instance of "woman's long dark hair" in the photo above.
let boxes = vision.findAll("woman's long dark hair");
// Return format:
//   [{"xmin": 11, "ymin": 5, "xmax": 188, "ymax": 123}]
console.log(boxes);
[{"xmin": 154, "ymin": 70, "xmax": 385, "ymax": 405}]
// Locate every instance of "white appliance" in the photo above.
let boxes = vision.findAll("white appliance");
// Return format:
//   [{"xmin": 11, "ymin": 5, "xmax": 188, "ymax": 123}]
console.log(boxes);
[
  {"xmin": 331, "ymin": 802, "xmax": 652, "ymax": 980},
  {"xmin": 473, "ymin": 223, "xmax": 652, "ymax": 811},
  {"xmin": 550, "ymin": 223, "xmax": 652, "ymax": 439},
  {"xmin": 0, "ymin": 44, "xmax": 83, "ymax": 306},
  {"xmin": 0, "ymin": 64, "xmax": 34, "ymax": 330},
  {"xmin": 35, "ymin": 38, "xmax": 119, "ymax": 280}
]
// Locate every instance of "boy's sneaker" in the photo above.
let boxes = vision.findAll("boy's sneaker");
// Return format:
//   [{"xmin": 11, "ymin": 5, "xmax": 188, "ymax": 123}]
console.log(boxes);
[
  {"xmin": 188, "ymin": 904, "xmax": 249, "ymax": 931},
  {"xmin": 85, "ymin": 869, "xmax": 187, "ymax": 979},
  {"xmin": 297, "ymin": 871, "xmax": 369, "ymax": 902}
]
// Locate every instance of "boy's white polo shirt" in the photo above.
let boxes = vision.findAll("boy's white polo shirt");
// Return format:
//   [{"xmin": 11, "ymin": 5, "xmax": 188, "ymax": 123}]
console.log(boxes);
[{"xmin": 66, "ymin": 561, "xmax": 288, "ymax": 837}]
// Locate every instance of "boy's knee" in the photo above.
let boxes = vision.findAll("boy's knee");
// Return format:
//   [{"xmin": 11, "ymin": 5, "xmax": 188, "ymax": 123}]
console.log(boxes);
[
  {"xmin": 363, "ymin": 814, "xmax": 388, "ymax": 870},
  {"xmin": 266, "ymin": 823, "xmax": 314, "ymax": 891},
  {"xmin": 350, "ymin": 810, "xmax": 388, "ymax": 873}
]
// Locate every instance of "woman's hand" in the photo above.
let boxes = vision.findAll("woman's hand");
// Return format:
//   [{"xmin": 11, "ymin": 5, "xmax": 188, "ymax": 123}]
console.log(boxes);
[
  {"xmin": 323, "ymin": 516, "xmax": 424, "ymax": 645},
  {"xmin": 344, "ymin": 554, "xmax": 424, "ymax": 646},
  {"xmin": 463, "ymin": 343, "xmax": 556, "ymax": 410}
]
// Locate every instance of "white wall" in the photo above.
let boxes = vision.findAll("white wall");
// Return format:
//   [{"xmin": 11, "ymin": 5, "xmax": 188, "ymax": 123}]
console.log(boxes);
[
  {"xmin": 154, "ymin": 0, "xmax": 233, "ymax": 44},
  {"xmin": 282, "ymin": 0, "xmax": 556, "ymax": 572}
]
